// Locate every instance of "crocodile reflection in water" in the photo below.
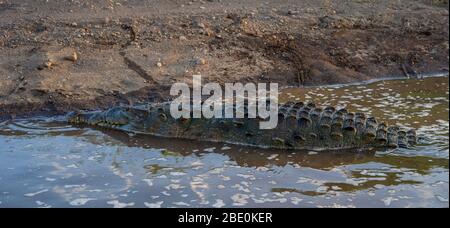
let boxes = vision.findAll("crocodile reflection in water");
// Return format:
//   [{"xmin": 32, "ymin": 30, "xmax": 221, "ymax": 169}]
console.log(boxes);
[{"xmin": 75, "ymin": 129, "xmax": 447, "ymax": 195}]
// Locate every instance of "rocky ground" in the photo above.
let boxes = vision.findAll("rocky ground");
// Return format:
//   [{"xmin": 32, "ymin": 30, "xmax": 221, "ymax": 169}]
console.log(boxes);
[{"xmin": 0, "ymin": 0, "xmax": 448, "ymax": 119}]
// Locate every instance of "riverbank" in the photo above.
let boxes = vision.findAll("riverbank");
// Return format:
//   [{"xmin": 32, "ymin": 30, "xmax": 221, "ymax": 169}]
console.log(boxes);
[{"xmin": 0, "ymin": 0, "xmax": 448, "ymax": 119}]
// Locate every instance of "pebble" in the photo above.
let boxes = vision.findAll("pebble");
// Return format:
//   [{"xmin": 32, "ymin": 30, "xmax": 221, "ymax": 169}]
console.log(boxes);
[
  {"xmin": 65, "ymin": 52, "xmax": 78, "ymax": 62},
  {"xmin": 195, "ymin": 58, "xmax": 207, "ymax": 65},
  {"xmin": 196, "ymin": 22, "xmax": 206, "ymax": 29},
  {"xmin": 44, "ymin": 59, "xmax": 54, "ymax": 69}
]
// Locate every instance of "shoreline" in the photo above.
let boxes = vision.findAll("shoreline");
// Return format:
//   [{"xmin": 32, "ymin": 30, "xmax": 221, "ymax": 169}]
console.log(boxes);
[
  {"xmin": 1, "ymin": 72, "xmax": 448, "ymax": 122},
  {"xmin": 281, "ymin": 70, "xmax": 449, "ymax": 89}
]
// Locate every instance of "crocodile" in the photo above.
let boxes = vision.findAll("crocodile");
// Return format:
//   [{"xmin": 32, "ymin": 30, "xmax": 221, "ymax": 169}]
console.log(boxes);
[{"xmin": 66, "ymin": 101, "xmax": 417, "ymax": 150}]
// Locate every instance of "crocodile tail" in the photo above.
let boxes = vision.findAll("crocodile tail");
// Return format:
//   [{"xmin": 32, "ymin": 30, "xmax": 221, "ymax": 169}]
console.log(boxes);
[{"xmin": 272, "ymin": 102, "xmax": 417, "ymax": 149}]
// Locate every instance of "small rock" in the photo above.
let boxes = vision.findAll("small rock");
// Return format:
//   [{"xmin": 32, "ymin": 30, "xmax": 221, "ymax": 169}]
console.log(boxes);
[
  {"xmin": 195, "ymin": 21, "xmax": 206, "ymax": 29},
  {"xmin": 44, "ymin": 59, "xmax": 54, "ymax": 69},
  {"xmin": 18, "ymin": 83, "xmax": 26, "ymax": 91},
  {"xmin": 156, "ymin": 62, "xmax": 163, "ymax": 68},
  {"xmin": 179, "ymin": 35, "xmax": 188, "ymax": 41},
  {"xmin": 195, "ymin": 58, "xmax": 207, "ymax": 65},
  {"xmin": 65, "ymin": 52, "xmax": 78, "ymax": 62}
]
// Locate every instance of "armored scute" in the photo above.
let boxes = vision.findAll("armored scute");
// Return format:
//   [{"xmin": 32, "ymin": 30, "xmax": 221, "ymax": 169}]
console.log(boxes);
[{"xmin": 67, "ymin": 101, "xmax": 417, "ymax": 150}]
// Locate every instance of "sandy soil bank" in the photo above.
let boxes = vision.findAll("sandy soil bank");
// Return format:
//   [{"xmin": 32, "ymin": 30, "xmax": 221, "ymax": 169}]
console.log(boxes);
[{"xmin": 0, "ymin": 0, "xmax": 448, "ymax": 119}]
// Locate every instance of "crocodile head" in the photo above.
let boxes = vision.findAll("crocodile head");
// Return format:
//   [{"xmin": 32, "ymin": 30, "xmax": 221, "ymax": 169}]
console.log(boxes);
[{"xmin": 67, "ymin": 107, "xmax": 150, "ymax": 132}]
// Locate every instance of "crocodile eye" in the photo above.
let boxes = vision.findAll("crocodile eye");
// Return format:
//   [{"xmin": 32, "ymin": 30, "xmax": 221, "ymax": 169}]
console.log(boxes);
[{"xmin": 159, "ymin": 113, "xmax": 168, "ymax": 122}]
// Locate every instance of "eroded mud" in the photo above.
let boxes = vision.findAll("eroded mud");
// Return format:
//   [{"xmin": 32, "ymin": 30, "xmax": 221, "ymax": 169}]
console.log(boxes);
[{"xmin": 0, "ymin": 0, "xmax": 449, "ymax": 119}]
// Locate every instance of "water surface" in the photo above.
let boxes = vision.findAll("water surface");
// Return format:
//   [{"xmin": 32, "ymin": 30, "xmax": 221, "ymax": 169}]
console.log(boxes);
[{"xmin": 0, "ymin": 77, "xmax": 448, "ymax": 208}]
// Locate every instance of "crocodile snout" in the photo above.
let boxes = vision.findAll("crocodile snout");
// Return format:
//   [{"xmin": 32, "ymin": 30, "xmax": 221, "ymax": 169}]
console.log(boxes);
[{"xmin": 66, "ymin": 111, "xmax": 82, "ymax": 124}]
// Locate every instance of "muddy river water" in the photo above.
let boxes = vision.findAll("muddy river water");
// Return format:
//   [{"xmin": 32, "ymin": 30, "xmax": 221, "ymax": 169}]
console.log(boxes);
[{"xmin": 0, "ymin": 77, "xmax": 448, "ymax": 208}]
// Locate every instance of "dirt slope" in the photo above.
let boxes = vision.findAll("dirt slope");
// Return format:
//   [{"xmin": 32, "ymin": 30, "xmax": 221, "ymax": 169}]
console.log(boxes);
[{"xmin": 0, "ymin": 0, "xmax": 448, "ymax": 119}]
